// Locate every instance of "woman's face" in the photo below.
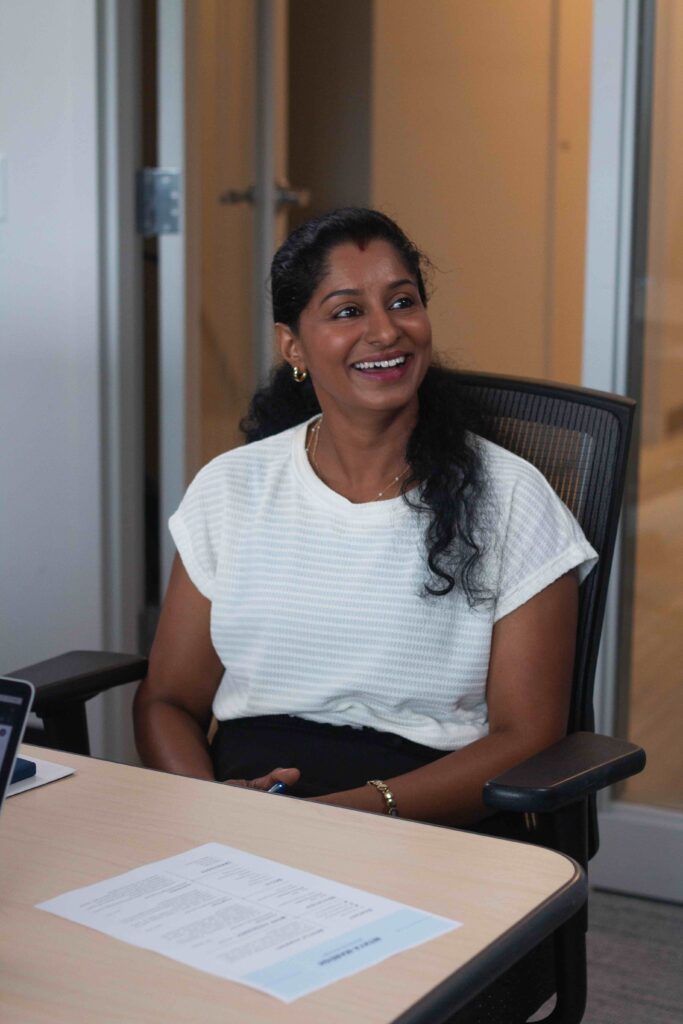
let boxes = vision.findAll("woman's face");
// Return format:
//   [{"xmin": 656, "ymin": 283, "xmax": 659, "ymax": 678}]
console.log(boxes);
[{"xmin": 277, "ymin": 239, "xmax": 432, "ymax": 419}]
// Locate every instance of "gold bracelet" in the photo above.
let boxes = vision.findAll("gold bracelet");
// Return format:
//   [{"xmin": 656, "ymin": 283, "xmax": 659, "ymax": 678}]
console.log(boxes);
[{"xmin": 366, "ymin": 779, "xmax": 399, "ymax": 817}]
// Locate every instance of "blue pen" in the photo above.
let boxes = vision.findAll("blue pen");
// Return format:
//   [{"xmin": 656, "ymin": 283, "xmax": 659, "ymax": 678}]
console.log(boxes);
[{"xmin": 267, "ymin": 781, "xmax": 288, "ymax": 794}]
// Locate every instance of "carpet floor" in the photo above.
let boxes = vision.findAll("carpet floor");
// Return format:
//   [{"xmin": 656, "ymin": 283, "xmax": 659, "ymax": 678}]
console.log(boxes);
[{"xmin": 583, "ymin": 888, "xmax": 683, "ymax": 1024}]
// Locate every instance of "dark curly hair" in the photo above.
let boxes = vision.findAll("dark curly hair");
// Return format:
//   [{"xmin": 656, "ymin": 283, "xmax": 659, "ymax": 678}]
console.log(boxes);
[
  {"xmin": 270, "ymin": 207, "xmax": 429, "ymax": 331},
  {"xmin": 241, "ymin": 208, "xmax": 492, "ymax": 603}
]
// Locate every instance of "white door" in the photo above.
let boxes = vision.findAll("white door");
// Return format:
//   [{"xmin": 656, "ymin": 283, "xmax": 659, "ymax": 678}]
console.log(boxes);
[{"xmin": 583, "ymin": 0, "xmax": 683, "ymax": 903}]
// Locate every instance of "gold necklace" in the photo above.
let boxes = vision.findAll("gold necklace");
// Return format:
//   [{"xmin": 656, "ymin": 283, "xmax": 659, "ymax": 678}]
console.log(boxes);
[{"xmin": 305, "ymin": 416, "xmax": 409, "ymax": 501}]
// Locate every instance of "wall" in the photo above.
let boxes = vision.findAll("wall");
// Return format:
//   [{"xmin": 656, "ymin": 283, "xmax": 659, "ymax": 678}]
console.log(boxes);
[
  {"xmin": 0, "ymin": 1, "xmax": 105, "ymax": 678},
  {"xmin": 550, "ymin": 0, "xmax": 592, "ymax": 384},
  {"xmin": 288, "ymin": 0, "xmax": 372, "ymax": 229},
  {"xmin": 641, "ymin": 0, "xmax": 683, "ymax": 443},
  {"xmin": 0, "ymin": 0, "xmax": 143, "ymax": 763},
  {"xmin": 371, "ymin": 0, "xmax": 591, "ymax": 383}
]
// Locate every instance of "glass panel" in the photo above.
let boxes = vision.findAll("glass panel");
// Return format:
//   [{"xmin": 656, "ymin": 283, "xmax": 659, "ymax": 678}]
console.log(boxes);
[{"xmin": 622, "ymin": 0, "xmax": 683, "ymax": 811}]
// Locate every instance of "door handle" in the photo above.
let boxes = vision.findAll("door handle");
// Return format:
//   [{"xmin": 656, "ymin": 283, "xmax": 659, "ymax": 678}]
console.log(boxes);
[
  {"xmin": 274, "ymin": 184, "xmax": 311, "ymax": 210},
  {"xmin": 219, "ymin": 182, "xmax": 311, "ymax": 210}
]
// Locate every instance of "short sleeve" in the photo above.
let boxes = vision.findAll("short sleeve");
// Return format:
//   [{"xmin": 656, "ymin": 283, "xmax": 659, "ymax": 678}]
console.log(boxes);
[
  {"xmin": 492, "ymin": 459, "xmax": 598, "ymax": 623},
  {"xmin": 168, "ymin": 462, "xmax": 225, "ymax": 600}
]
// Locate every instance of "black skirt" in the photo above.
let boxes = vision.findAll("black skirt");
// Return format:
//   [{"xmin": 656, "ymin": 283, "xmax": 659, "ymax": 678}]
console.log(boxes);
[{"xmin": 210, "ymin": 714, "xmax": 447, "ymax": 798}]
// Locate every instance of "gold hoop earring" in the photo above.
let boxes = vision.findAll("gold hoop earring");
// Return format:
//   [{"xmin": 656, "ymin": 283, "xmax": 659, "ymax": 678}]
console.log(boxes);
[{"xmin": 292, "ymin": 366, "xmax": 308, "ymax": 383}]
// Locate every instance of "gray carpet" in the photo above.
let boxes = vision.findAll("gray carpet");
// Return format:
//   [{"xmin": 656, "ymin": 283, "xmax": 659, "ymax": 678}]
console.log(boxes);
[{"xmin": 583, "ymin": 888, "xmax": 683, "ymax": 1024}]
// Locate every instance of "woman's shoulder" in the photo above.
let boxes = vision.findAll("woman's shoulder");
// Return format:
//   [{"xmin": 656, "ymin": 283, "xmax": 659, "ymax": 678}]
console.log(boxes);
[
  {"xmin": 177, "ymin": 422, "xmax": 306, "ymax": 520},
  {"xmin": 469, "ymin": 433, "xmax": 563, "ymax": 512},
  {"xmin": 471, "ymin": 433, "xmax": 549, "ymax": 483},
  {"xmin": 194, "ymin": 421, "xmax": 305, "ymax": 484},
  {"xmin": 471, "ymin": 433, "xmax": 591, "ymax": 558}
]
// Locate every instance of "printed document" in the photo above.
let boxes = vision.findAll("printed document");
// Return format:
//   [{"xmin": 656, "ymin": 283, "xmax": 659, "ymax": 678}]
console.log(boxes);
[{"xmin": 38, "ymin": 842, "xmax": 461, "ymax": 1001}]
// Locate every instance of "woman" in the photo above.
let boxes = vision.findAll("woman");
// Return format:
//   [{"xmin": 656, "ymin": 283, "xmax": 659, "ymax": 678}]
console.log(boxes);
[{"xmin": 134, "ymin": 208, "xmax": 596, "ymax": 827}]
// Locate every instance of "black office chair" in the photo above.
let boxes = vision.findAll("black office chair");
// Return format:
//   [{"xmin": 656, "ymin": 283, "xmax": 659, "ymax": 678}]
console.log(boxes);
[{"xmin": 10, "ymin": 371, "xmax": 645, "ymax": 1024}]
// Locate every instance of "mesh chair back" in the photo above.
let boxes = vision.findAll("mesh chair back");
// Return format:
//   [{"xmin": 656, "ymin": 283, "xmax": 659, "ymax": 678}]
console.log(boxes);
[{"xmin": 454, "ymin": 372, "xmax": 635, "ymax": 732}]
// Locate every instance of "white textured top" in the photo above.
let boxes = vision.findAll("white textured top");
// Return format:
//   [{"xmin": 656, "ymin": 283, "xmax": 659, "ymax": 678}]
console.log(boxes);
[{"xmin": 169, "ymin": 419, "xmax": 597, "ymax": 751}]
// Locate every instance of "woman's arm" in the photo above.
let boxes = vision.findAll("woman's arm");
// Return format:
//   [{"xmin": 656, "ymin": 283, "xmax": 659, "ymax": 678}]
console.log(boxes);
[
  {"xmin": 313, "ymin": 572, "xmax": 579, "ymax": 824},
  {"xmin": 133, "ymin": 555, "xmax": 225, "ymax": 780}
]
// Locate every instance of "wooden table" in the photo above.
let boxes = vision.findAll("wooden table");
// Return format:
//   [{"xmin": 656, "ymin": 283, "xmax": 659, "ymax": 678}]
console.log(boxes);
[{"xmin": 0, "ymin": 746, "xmax": 585, "ymax": 1023}]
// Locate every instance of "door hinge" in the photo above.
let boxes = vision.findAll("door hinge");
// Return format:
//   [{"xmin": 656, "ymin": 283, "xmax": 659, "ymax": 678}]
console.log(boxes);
[{"xmin": 136, "ymin": 168, "xmax": 181, "ymax": 237}]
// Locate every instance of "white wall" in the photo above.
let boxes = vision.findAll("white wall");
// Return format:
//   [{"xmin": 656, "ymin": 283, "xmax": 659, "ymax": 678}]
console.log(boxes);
[{"xmin": 0, "ymin": 2, "xmax": 104, "ymax": 689}]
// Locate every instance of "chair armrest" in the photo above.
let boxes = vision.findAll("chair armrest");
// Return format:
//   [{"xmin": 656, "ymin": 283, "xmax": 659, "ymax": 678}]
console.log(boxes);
[
  {"xmin": 483, "ymin": 732, "xmax": 646, "ymax": 814},
  {"xmin": 8, "ymin": 650, "xmax": 149, "ymax": 715}
]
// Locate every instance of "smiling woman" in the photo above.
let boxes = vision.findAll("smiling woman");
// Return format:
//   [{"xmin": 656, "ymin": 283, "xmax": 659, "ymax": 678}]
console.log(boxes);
[
  {"xmin": 133, "ymin": 208, "xmax": 597, "ymax": 830},
  {"xmin": 275, "ymin": 235, "xmax": 432, "ymax": 501}
]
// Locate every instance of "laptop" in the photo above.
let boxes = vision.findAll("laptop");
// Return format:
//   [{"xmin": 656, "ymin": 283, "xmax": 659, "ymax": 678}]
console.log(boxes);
[{"xmin": 0, "ymin": 677, "xmax": 35, "ymax": 814}]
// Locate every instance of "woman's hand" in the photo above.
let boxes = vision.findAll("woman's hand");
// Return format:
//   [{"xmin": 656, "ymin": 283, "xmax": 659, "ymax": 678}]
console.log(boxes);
[{"xmin": 223, "ymin": 766, "xmax": 301, "ymax": 792}]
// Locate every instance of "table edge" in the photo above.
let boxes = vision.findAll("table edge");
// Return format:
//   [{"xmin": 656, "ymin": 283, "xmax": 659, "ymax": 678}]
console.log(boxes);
[
  {"xmin": 16, "ymin": 746, "xmax": 587, "ymax": 1022},
  {"xmin": 391, "ymin": 857, "xmax": 586, "ymax": 1024}
]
